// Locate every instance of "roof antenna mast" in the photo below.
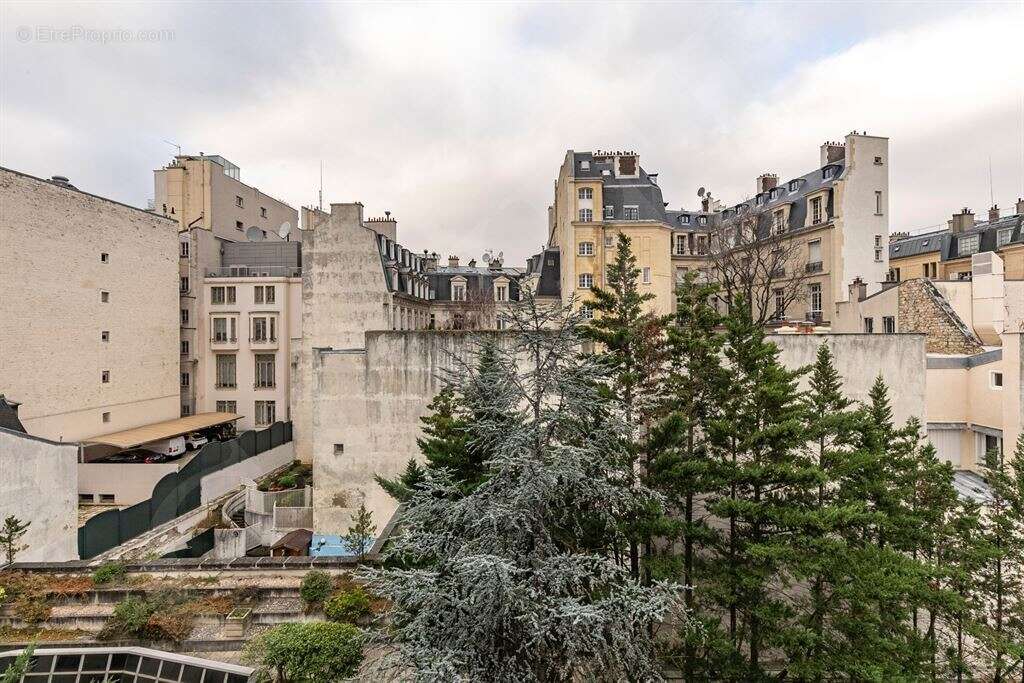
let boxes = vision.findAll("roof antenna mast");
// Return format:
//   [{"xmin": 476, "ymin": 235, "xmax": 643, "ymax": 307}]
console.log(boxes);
[
  {"xmin": 319, "ymin": 161, "xmax": 324, "ymax": 212},
  {"xmin": 163, "ymin": 139, "xmax": 181, "ymax": 156},
  {"xmin": 988, "ymin": 155, "xmax": 994, "ymax": 207}
]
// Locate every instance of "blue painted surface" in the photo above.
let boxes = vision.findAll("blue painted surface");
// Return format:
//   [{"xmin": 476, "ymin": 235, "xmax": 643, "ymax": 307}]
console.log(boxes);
[{"xmin": 311, "ymin": 533, "xmax": 370, "ymax": 557}]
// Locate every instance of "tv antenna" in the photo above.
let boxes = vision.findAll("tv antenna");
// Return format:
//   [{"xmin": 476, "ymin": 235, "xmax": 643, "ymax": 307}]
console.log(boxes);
[
  {"xmin": 319, "ymin": 160, "xmax": 324, "ymax": 211},
  {"xmin": 163, "ymin": 139, "xmax": 181, "ymax": 155},
  {"xmin": 697, "ymin": 187, "xmax": 706, "ymax": 198}
]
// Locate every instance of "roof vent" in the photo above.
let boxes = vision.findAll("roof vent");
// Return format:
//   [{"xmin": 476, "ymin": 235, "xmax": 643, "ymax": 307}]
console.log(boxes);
[{"xmin": 50, "ymin": 175, "xmax": 75, "ymax": 188}]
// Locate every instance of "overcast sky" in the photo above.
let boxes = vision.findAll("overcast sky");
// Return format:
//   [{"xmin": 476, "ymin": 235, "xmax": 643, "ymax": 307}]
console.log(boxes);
[{"xmin": 2, "ymin": 2, "xmax": 1022, "ymax": 264}]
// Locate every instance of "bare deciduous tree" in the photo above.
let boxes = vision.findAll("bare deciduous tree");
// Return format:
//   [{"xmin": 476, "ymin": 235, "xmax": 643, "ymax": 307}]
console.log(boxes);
[{"xmin": 705, "ymin": 206, "xmax": 813, "ymax": 325}]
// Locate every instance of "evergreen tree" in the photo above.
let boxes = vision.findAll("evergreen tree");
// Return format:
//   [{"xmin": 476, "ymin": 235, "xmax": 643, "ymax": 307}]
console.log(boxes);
[
  {"xmin": 702, "ymin": 297, "xmax": 809, "ymax": 678},
  {"xmin": 649, "ymin": 270, "xmax": 727, "ymax": 680},
  {"xmin": 375, "ymin": 458, "xmax": 426, "ymax": 502},
  {"xmin": 344, "ymin": 500, "xmax": 378, "ymax": 561},
  {"xmin": 586, "ymin": 232, "xmax": 671, "ymax": 580},
  {"xmin": 975, "ymin": 438, "xmax": 1024, "ymax": 681},
  {"xmin": 364, "ymin": 289, "xmax": 680, "ymax": 682},
  {"xmin": 0, "ymin": 516, "xmax": 29, "ymax": 565}
]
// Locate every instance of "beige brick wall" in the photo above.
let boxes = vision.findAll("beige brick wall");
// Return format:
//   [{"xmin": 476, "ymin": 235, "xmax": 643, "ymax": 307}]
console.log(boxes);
[{"xmin": 0, "ymin": 168, "xmax": 180, "ymax": 442}]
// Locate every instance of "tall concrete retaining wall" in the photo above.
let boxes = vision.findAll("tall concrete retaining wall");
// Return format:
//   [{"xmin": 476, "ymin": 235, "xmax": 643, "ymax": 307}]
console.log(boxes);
[{"xmin": 310, "ymin": 330, "xmax": 928, "ymax": 536}]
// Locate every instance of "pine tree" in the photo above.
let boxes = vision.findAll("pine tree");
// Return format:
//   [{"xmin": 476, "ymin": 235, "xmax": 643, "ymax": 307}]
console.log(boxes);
[
  {"xmin": 375, "ymin": 458, "xmax": 426, "ymax": 502},
  {"xmin": 975, "ymin": 438, "xmax": 1024, "ymax": 681},
  {"xmin": 0, "ymin": 516, "xmax": 29, "ymax": 565},
  {"xmin": 586, "ymin": 232, "xmax": 671, "ymax": 580},
  {"xmin": 344, "ymin": 500, "xmax": 378, "ymax": 561},
  {"xmin": 702, "ymin": 297, "xmax": 809, "ymax": 678},
  {"xmin": 649, "ymin": 270, "xmax": 727, "ymax": 680},
  {"xmin": 363, "ymin": 289, "xmax": 681, "ymax": 682}
]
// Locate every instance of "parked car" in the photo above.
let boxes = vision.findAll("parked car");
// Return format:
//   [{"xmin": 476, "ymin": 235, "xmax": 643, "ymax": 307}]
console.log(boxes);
[
  {"xmin": 139, "ymin": 435, "xmax": 186, "ymax": 457},
  {"xmin": 143, "ymin": 452, "xmax": 174, "ymax": 464},
  {"xmin": 184, "ymin": 432, "xmax": 209, "ymax": 451},
  {"xmin": 102, "ymin": 450, "xmax": 146, "ymax": 463}
]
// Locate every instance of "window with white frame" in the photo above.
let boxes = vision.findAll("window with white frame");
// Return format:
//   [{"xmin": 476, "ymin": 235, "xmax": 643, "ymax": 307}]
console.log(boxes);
[
  {"xmin": 773, "ymin": 209, "xmax": 786, "ymax": 235},
  {"xmin": 216, "ymin": 354, "xmax": 236, "ymax": 387},
  {"xmin": 698, "ymin": 215, "xmax": 707, "ymax": 226},
  {"xmin": 808, "ymin": 239, "xmax": 822, "ymax": 265},
  {"xmin": 680, "ymin": 214, "xmax": 691, "ymax": 224},
  {"xmin": 578, "ymin": 208, "xmax": 593, "ymax": 222},
  {"xmin": 179, "ymin": 240, "xmax": 189, "ymax": 258},
  {"xmin": 579, "ymin": 305, "xmax": 594, "ymax": 320},
  {"xmin": 251, "ymin": 316, "xmax": 276, "ymax": 342},
  {"xmin": 180, "ymin": 372, "xmax": 189, "ymax": 387},
  {"xmin": 578, "ymin": 187, "xmax": 593, "ymax": 199},
  {"xmin": 181, "ymin": 308, "xmax": 189, "ymax": 325},
  {"xmin": 788, "ymin": 180, "xmax": 799, "ymax": 192},
  {"xmin": 254, "ymin": 285, "xmax": 275, "ymax": 304},
  {"xmin": 180, "ymin": 277, "xmax": 189, "ymax": 293},
  {"xmin": 494, "ymin": 282, "xmax": 508, "ymax": 302},
  {"xmin": 255, "ymin": 400, "xmax": 276, "ymax": 426},
  {"xmin": 212, "ymin": 317, "xmax": 236, "ymax": 342},
  {"xmin": 810, "ymin": 196, "xmax": 823, "ymax": 225},
  {"xmin": 235, "ymin": 195, "xmax": 244, "ymax": 207},
  {"xmin": 604, "ymin": 233, "xmax": 614, "ymax": 247},
  {"xmin": 623, "ymin": 206, "xmax": 640, "ymax": 220},
  {"xmin": 578, "ymin": 241, "xmax": 594, "ymax": 256},
  {"xmin": 580, "ymin": 160, "xmax": 590, "ymax": 171},
  {"xmin": 452, "ymin": 278, "xmax": 466, "ymax": 302},
  {"xmin": 809, "ymin": 283, "xmax": 822, "ymax": 314},
  {"xmin": 255, "ymin": 354, "xmax": 276, "ymax": 388},
  {"xmin": 642, "ymin": 267, "xmax": 651, "ymax": 284},
  {"xmin": 958, "ymin": 234, "xmax": 980, "ymax": 256},
  {"xmin": 676, "ymin": 267, "xmax": 688, "ymax": 284},
  {"xmin": 774, "ymin": 288, "xmax": 784, "ymax": 319},
  {"xmin": 875, "ymin": 191, "xmax": 883, "ymax": 215},
  {"xmin": 991, "ymin": 371, "xmax": 1003, "ymax": 389},
  {"xmin": 864, "ymin": 318, "xmax": 874, "ymax": 333},
  {"xmin": 216, "ymin": 400, "xmax": 237, "ymax": 413},
  {"xmin": 675, "ymin": 234, "xmax": 686, "ymax": 255},
  {"xmin": 603, "ymin": 206, "xmax": 614, "ymax": 220},
  {"xmin": 997, "ymin": 228, "xmax": 1013, "ymax": 247},
  {"xmin": 823, "ymin": 166, "xmax": 835, "ymax": 180},
  {"xmin": 578, "ymin": 273, "xmax": 593, "ymax": 289},
  {"xmin": 883, "ymin": 316, "xmax": 896, "ymax": 334},
  {"xmin": 181, "ymin": 340, "xmax": 188, "ymax": 355}
]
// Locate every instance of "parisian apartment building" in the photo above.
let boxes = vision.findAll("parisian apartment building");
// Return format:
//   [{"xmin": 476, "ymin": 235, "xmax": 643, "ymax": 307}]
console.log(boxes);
[
  {"xmin": 547, "ymin": 131, "xmax": 892, "ymax": 323},
  {"xmin": 0, "ymin": 167, "xmax": 180, "ymax": 443},
  {"xmin": 153, "ymin": 153, "xmax": 299, "ymax": 419}
]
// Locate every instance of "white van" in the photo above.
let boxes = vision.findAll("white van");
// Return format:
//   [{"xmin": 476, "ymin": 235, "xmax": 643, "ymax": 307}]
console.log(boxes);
[{"xmin": 139, "ymin": 435, "xmax": 186, "ymax": 457}]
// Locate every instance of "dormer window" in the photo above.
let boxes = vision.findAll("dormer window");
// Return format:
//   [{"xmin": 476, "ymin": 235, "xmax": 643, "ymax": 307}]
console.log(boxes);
[
  {"xmin": 788, "ymin": 180, "xmax": 800, "ymax": 192},
  {"xmin": 823, "ymin": 167, "xmax": 835, "ymax": 180},
  {"xmin": 679, "ymin": 215, "xmax": 690, "ymax": 225},
  {"xmin": 756, "ymin": 194, "xmax": 765, "ymax": 205},
  {"xmin": 958, "ymin": 234, "xmax": 980, "ymax": 256},
  {"xmin": 580, "ymin": 160, "xmax": 590, "ymax": 171},
  {"xmin": 623, "ymin": 206, "xmax": 640, "ymax": 220},
  {"xmin": 698, "ymin": 216, "xmax": 707, "ymax": 226},
  {"xmin": 604, "ymin": 205, "xmax": 614, "ymax": 219},
  {"xmin": 770, "ymin": 188, "xmax": 781, "ymax": 200}
]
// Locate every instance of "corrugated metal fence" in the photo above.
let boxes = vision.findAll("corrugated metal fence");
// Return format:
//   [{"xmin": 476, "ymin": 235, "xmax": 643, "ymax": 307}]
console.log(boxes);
[{"xmin": 77, "ymin": 422, "xmax": 293, "ymax": 559}]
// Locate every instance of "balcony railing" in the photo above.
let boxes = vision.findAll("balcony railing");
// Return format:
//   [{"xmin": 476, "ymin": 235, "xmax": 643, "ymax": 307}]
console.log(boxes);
[
  {"xmin": 805, "ymin": 261, "xmax": 824, "ymax": 273},
  {"xmin": 206, "ymin": 266, "xmax": 300, "ymax": 278},
  {"xmin": 211, "ymin": 336, "xmax": 238, "ymax": 344},
  {"xmin": 250, "ymin": 336, "xmax": 278, "ymax": 343},
  {"xmin": 254, "ymin": 382, "xmax": 276, "ymax": 389},
  {"xmin": 215, "ymin": 382, "xmax": 237, "ymax": 389}
]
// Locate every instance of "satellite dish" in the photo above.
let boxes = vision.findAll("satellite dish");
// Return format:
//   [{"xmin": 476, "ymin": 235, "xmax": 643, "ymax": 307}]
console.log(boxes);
[
  {"xmin": 697, "ymin": 187, "xmax": 706, "ymax": 198},
  {"xmin": 278, "ymin": 221, "xmax": 291, "ymax": 240},
  {"xmin": 246, "ymin": 226, "xmax": 264, "ymax": 242},
  {"xmin": 482, "ymin": 250, "xmax": 492, "ymax": 263},
  {"xmin": 497, "ymin": 251, "xmax": 503, "ymax": 261}
]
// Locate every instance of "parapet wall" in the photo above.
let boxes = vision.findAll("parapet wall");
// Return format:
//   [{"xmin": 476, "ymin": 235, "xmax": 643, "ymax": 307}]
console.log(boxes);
[{"xmin": 310, "ymin": 330, "xmax": 927, "ymax": 536}]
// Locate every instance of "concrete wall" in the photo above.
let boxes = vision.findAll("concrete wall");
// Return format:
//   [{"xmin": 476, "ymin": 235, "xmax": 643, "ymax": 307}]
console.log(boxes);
[
  {"xmin": 0, "ymin": 428, "xmax": 78, "ymax": 562},
  {"xmin": 200, "ymin": 441, "xmax": 294, "ymax": 503},
  {"xmin": 78, "ymin": 461, "xmax": 179, "ymax": 506},
  {"xmin": 0, "ymin": 168, "xmax": 180, "ymax": 442},
  {"xmin": 836, "ymin": 133, "xmax": 889, "ymax": 301},
  {"xmin": 310, "ymin": 330, "xmax": 927, "ymax": 536}
]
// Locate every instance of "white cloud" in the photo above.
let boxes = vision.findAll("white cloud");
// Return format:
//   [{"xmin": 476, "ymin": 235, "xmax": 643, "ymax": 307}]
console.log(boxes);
[{"xmin": 1, "ymin": 1, "xmax": 1020, "ymax": 262}]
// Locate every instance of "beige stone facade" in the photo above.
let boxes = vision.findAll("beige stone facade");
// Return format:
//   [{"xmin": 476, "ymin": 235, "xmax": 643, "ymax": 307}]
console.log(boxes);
[
  {"xmin": 551, "ymin": 132, "xmax": 890, "ymax": 323},
  {"xmin": 0, "ymin": 167, "xmax": 179, "ymax": 442},
  {"xmin": 153, "ymin": 154, "xmax": 298, "ymax": 418}
]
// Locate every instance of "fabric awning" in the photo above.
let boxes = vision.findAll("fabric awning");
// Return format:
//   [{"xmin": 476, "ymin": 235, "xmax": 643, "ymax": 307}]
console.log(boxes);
[{"xmin": 81, "ymin": 412, "xmax": 242, "ymax": 449}]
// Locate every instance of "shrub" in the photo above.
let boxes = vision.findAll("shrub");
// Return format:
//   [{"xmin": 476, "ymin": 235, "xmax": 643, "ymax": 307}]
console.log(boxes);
[
  {"xmin": 299, "ymin": 570, "xmax": 332, "ymax": 607},
  {"xmin": 99, "ymin": 589, "xmax": 194, "ymax": 643},
  {"xmin": 277, "ymin": 473, "xmax": 298, "ymax": 489},
  {"xmin": 324, "ymin": 586, "xmax": 372, "ymax": 624},
  {"xmin": 244, "ymin": 622, "xmax": 363, "ymax": 682},
  {"xmin": 91, "ymin": 562, "xmax": 126, "ymax": 585}
]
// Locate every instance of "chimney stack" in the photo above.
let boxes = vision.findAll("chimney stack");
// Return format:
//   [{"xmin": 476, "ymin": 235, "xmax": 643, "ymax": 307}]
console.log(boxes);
[
  {"xmin": 988, "ymin": 205, "xmax": 1000, "ymax": 222},
  {"xmin": 756, "ymin": 173, "xmax": 778, "ymax": 194},
  {"xmin": 820, "ymin": 141, "xmax": 845, "ymax": 166},
  {"xmin": 849, "ymin": 276, "xmax": 867, "ymax": 302},
  {"xmin": 1016, "ymin": 197, "xmax": 1024, "ymax": 216},
  {"xmin": 949, "ymin": 207, "xmax": 975, "ymax": 235},
  {"xmin": 448, "ymin": 255, "xmax": 459, "ymax": 268}
]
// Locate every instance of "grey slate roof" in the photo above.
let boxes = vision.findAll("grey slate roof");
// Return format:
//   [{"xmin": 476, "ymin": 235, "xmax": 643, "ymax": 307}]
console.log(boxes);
[
  {"xmin": 891, "ymin": 213, "xmax": 1023, "ymax": 261},
  {"xmin": 0, "ymin": 396, "xmax": 25, "ymax": 433},
  {"xmin": 429, "ymin": 266, "xmax": 523, "ymax": 302},
  {"xmin": 527, "ymin": 248, "xmax": 561, "ymax": 298}
]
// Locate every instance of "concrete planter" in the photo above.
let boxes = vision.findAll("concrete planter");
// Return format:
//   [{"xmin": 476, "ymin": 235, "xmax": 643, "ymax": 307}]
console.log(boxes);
[{"xmin": 224, "ymin": 607, "xmax": 251, "ymax": 638}]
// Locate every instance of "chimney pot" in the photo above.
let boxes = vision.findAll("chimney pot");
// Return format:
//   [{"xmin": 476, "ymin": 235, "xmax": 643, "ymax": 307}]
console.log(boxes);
[
  {"xmin": 448, "ymin": 255, "xmax": 459, "ymax": 268},
  {"xmin": 989, "ymin": 205, "xmax": 999, "ymax": 222}
]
